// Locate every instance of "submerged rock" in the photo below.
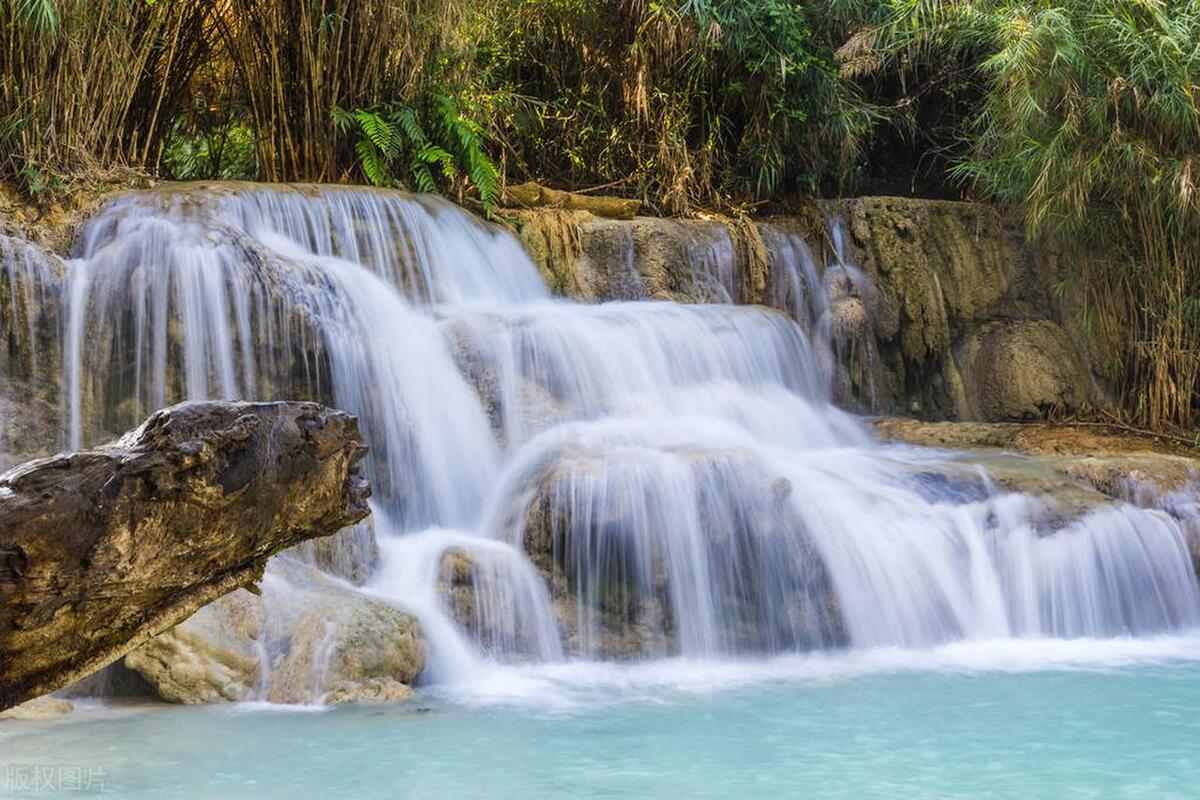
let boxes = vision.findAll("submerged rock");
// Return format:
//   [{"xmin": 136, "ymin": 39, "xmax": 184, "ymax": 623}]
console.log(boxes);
[
  {"xmin": 324, "ymin": 677, "xmax": 414, "ymax": 705},
  {"xmin": 0, "ymin": 400, "xmax": 371, "ymax": 711}
]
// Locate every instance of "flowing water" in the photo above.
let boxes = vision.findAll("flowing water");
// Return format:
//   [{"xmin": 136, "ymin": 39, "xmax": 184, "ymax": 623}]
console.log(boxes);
[{"xmin": 2, "ymin": 183, "xmax": 1199, "ymax": 795}]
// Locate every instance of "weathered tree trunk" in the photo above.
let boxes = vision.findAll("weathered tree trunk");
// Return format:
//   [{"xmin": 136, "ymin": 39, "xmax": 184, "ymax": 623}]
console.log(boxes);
[
  {"xmin": 0, "ymin": 401, "xmax": 371, "ymax": 711},
  {"xmin": 504, "ymin": 181, "xmax": 642, "ymax": 220}
]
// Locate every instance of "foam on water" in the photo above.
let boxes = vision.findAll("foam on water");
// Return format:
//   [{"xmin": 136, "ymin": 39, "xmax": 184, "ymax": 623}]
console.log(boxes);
[{"xmin": 425, "ymin": 633, "xmax": 1200, "ymax": 711}]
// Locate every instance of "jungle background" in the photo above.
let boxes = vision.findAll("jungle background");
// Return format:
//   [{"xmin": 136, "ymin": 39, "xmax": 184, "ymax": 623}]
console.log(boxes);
[{"xmin": 2, "ymin": 0, "xmax": 1197, "ymax": 431}]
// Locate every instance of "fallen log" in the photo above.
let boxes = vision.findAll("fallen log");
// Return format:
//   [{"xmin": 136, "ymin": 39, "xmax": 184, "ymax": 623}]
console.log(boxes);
[
  {"xmin": 503, "ymin": 181, "xmax": 641, "ymax": 220},
  {"xmin": 0, "ymin": 401, "xmax": 371, "ymax": 711}
]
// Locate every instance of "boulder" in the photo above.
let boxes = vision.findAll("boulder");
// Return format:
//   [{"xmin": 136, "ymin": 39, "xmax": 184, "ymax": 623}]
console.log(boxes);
[
  {"xmin": 123, "ymin": 590, "xmax": 264, "ymax": 704},
  {"xmin": 497, "ymin": 448, "xmax": 845, "ymax": 659},
  {"xmin": 126, "ymin": 560, "xmax": 424, "ymax": 705},
  {"xmin": 0, "ymin": 695, "xmax": 74, "ymax": 721}
]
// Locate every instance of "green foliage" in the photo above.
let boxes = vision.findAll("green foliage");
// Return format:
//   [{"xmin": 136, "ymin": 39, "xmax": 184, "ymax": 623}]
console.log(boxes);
[
  {"xmin": 469, "ymin": 0, "xmax": 874, "ymax": 211},
  {"xmin": 16, "ymin": 164, "xmax": 64, "ymax": 198},
  {"xmin": 333, "ymin": 93, "xmax": 500, "ymax": 209},
  {"xmin": 14, "ymin": 0, "xmax": 57, "ymax": 36},
  {"xmin": 4, "ymin": 0, "xmax": 1197, "ymax": 426},
  {"xmin": 163, "ymin": 120, "xmax": 259, "ymax": 181}
]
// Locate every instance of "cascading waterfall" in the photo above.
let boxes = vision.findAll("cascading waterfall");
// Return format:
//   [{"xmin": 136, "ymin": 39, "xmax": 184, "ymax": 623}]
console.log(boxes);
[{"xmin": 3, "ymin": 182, "xmax": 1198, "ymax": 702}]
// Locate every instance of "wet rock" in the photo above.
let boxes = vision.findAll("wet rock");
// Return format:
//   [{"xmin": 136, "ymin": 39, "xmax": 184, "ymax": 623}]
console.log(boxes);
[
  {"xmin": 288, "ymin": 518, "xmax": 379, "ymax": 586},
  {"xmin": 513, "ymin": 197, "xmax": 1103, "ymax": 422},
  {"xmin": 123, "ymin": 590, "xmax": 264, "ymax": 704},
  {"xmin": 874, "ymin": 418, "xmax": 1199, "ymax": 501},
  {"xmin": 0, "ymin": 695, "xmax": 74, "ymax": 721},
  {"xmin": 509, "ymin": 448, "xmax": 846, "ymax": 659},
  {"xmin": 0, "ymin": 400, "xmax": 371, "ymax": 711},
  {"xmin": 0, "ymin": 236, "xmax": 66, "ymax": 469},
  {"xmin": 324, "ymin": 677, "xmax": 414, "ymax": 705},
  {"xmin": 437, "ymin": 547, "xmax": 477, "ymax": 633},
  {"xmin": 516, "ymin": 213, "xmax": 745, "ymax": 303},
  {"xmin": 126, "ymin": 560, "xmax": 424, "ymax": 705}
]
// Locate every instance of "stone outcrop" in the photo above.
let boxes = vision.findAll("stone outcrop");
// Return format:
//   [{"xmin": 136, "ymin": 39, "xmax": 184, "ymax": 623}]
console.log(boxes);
[
  {"xmin": 833, "ymin": 197, "xmax": 1096, "ymax": 419},
  {"xmin": 0, "ymin": 400, "xmax": 371, "ymax": 711},
  {"xmin": 0, "ymin": 235, "xmax": 66, "ymax": 470},
  {"xmin": 956, "ymin": 321, "xmax": 1088, "ymax": 420},
  {"xmin": 126, "ymin": 559, "xmax": 424, "ymax": 705}
]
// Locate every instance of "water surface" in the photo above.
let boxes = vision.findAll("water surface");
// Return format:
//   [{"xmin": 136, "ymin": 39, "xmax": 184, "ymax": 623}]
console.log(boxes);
[{"xmin": 4, "ymin": 639, "xmax": 1199, "ymax": 799}]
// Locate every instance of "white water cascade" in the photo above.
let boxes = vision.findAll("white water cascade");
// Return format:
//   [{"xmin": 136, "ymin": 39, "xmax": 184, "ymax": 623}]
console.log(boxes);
[{"xmin": 3, "ymin": 183, "xmax": 1198, "ymax": 700}]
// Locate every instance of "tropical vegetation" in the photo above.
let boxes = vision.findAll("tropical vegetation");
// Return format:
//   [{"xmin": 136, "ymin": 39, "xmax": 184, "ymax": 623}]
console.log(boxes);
[{"xmin": 1, "ymin": 0, "xmax": 1197, "ymax": 429}]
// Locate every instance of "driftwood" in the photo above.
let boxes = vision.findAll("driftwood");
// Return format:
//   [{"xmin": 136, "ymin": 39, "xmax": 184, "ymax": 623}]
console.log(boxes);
[
  {"xmin": 504, "ymin": 181, "xmax": 641, "ymax": 220},
  {"xmin": 0, "ymin": 401, "xmax": 371, "ymax": 710}
]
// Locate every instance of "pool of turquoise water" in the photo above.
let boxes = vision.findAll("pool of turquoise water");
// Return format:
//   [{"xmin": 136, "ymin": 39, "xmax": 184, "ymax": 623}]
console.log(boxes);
[{"xmin": 3, "ymin": 640, "xmax": 1200, "ymax": 799}]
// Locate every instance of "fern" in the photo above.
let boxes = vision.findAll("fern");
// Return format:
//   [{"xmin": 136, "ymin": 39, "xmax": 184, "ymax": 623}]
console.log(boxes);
[
  {"xmin": 353, "ymin": 110, "xmax": 396, "ymax": 158},
  {"xmin": 332, "ymin": 92, "xmax": 501, "ymax": 210},
  {"xmin": 355, "ymin": 138, "xmax": 389, "ymax": 186}
]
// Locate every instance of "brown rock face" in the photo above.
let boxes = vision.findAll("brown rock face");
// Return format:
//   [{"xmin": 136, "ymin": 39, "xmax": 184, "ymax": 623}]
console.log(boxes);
[
  {"xmin": 958, "ymin": 320, "xmax": 1088, "ymax": 421},
  {"xmin": 0, "ymin": 400, "xmax": 371, "ymax": 711}
]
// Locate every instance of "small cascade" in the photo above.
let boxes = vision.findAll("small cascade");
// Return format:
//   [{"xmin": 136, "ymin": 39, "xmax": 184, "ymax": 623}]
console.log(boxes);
[
  {"xmin": 760, "ymin": 224, "xmax": 827, "ymax": 333},
  {"xmin": 820, "ymin": 216, "xmax": 885, "ymax": 409},
  {"xmin": 2, "ymin": 182, "xmax": 1197, "ymax": 703},
  {"xmin": 0, "ymin": 235, "xmax": 65, "ymax": 467}
]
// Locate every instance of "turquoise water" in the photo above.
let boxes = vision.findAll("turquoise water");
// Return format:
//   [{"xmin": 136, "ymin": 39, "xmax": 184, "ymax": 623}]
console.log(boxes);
[{"xmin": 4, "ymin": 639, "xmax": 1200, "ymax": 799}]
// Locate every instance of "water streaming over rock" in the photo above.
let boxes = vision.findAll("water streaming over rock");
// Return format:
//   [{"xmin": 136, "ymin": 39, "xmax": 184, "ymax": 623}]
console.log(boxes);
[{"xmin": 2, "ymin": 182, "xmax": 1198, "ymax": 702}]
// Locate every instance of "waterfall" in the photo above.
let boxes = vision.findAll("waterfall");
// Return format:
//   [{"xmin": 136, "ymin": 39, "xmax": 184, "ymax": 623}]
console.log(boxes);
[
  {"xmin": 4, "ymin": 182, "xmax": 1198, "ymax": 701},
  {"xmin": 0, "ymin": 235, "xmax": 65, "ymax": 469}
]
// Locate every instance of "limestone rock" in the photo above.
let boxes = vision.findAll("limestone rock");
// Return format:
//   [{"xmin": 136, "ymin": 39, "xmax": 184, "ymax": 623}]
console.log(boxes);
[
  {"xmin": 0, "ymin": 400, "xmax": 371, "ymax": 711},
  {"xmin": 0, "ymin": 235, "xmax": 66, "ymax": 470},
  {"xmin": 0, "ymin": 695, "xmax": 73, "ymax": 721},
  {"xmin": 126, "ymin": 560, "xmax": 424, "ymax": 705},
  {"xmin": 324, "ymin": 677, "xmax": 414, "ymax": 705},
  {"xmin": 511, "ymin": 197, "xmax": 1102, "ymax": 422},
  {"xmin": 509, "ymin": 449, "xmax": 845, "ymax": 659},
  {"xmin": 123, "ymin": 590, "xmax": 264, "ymax": 704},
  {"xmin": 874, "ymin": 417, "xmax": 1199, "ymax": 501},
  {"xmin": 959, "ymin": 320, "xmax": 1088, "ymax": 420},
  {"xmin": 288, "ymin": 518, "xmax": 379, "ymax": 585}
]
